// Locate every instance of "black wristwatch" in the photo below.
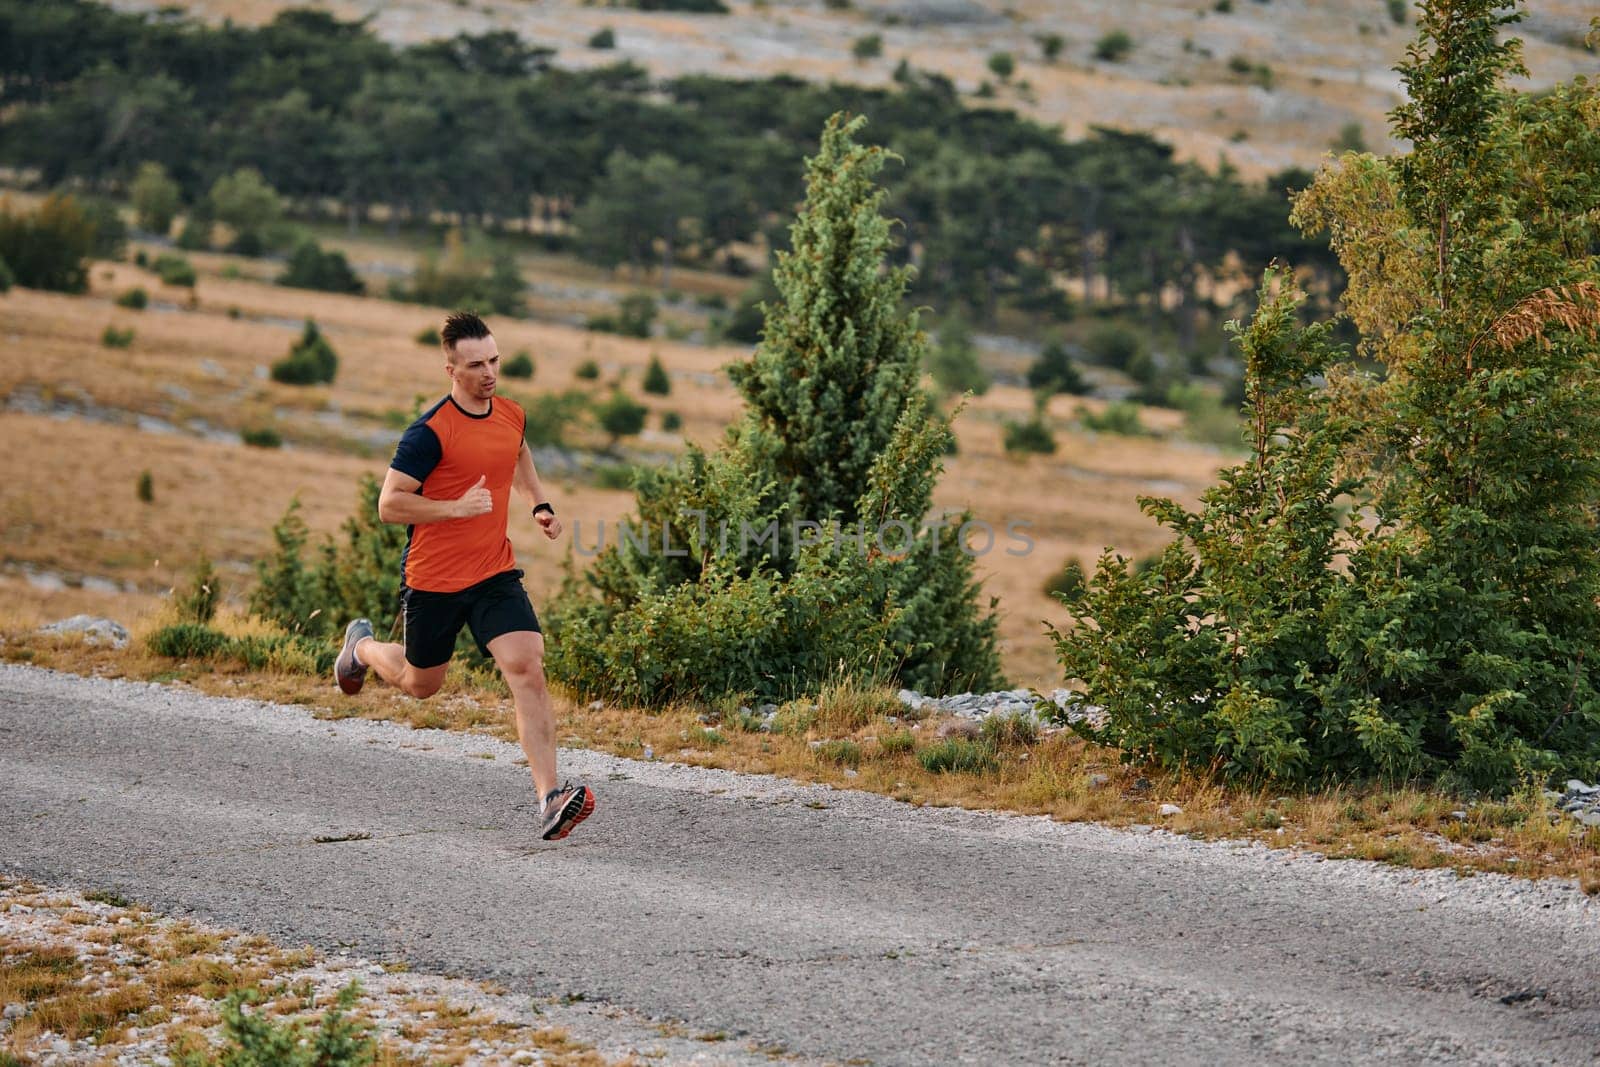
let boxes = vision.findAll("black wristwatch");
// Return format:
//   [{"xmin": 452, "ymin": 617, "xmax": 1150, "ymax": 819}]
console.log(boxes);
[{"xmin": 532, "ymin": 502, "xmax": 555, "ymax": 517}]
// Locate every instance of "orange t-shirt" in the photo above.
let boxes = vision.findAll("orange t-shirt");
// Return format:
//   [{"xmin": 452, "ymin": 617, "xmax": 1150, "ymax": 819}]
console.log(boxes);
[{"xmin": 390, "ymin": 394, "xmax": 526, "ymax": 593}]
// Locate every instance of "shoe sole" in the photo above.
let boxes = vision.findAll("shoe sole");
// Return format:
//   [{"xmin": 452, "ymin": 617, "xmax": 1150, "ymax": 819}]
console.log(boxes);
[
  {"xmin": 543, "ymin": 789, "xmax": 595, "ymax": 841},
  {"xmin": 335, "ymin": 621, "xmax": 369, "ymax": 695}
]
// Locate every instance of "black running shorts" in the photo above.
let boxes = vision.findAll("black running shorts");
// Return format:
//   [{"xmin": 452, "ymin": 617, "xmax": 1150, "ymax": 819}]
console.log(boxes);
[{"xmin": 402, "ymin": 568, "xmax": 540, "ymax": 670}]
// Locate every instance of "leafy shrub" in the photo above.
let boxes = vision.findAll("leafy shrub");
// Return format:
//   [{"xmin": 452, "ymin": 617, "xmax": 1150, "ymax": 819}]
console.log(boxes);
[
  {"xmin": 147, "ymin": 623, "xmax": 230, "ymax": 659},
  {"xmin": 136, "ymin": 470, "xmax": 154, "ymax": 503},
  {"xmin": 1036, "ymin": 33, "xmax": 1064, "ymax": 61},
  {"xmin": 1002, "ymin": 415, "xmax": 1056, "ymax": 455},
  {"xmin": 574, "ymin": 358, "xmax": 601, "ymax": 380},
  {"xmin": 642, "ymin": 354, "xmax": 671, "ymax": 395},
  {"xmin": 1077, "ymin": 400, "xmax": 1145, "ymax": 436},
  {"xmin": 270, "ymin": 321, "xmax": 338, "ymax": 385},
  {"xmin": 523, "ymin": 388, "xmax": 588, "ymax": 447},
  {"xmin": 814, "ymin": 739, "xmax": 862, "ymax": 767},
  {"xmin": 415, "ymin": 326, "xmax": 440, "ymax": 346},
  {"xmin": 852, "ymin": 35, "xmax": 883, "ymax": 61},
  {"xmin": 394, "ymin": 229, "xmax": 525, "ymax": 316},
  {"xmin": 916, "ymin": 738, "xmax": 998, "ymax": 774},
  {"xmin": 78, "ymin": 197, "xmax": 128, "ymax": 259},
  {"xmin": 1027, "ymin": 340, "xmax": 1089, "ymax": 394},
  {"xmin": 152, "ymin": 253, "xmax": 197, "ymax": 288},
  {"xmin": 209, "ymin": 167, "xmax": 285, "ymax": 254},
  {"xmin": 589, "ymin": 27, "xmax": 616, "ymax": 48},
  {"xmin": 596, "ymin": 389, "xmax": 648, "ymax": 447},
  {"xmin": 131, "ymin": 162, "xmax": 182, "ymax": 236},
  {"xmin": 0, "ymin": 194, "xmax": 94, "ymax": 293},
  {"xmin": 1043, "ymin": 558, "xmax": 1086, "ymax": 602},
  {"xmin": 987, "ymin": 52, "xmax": 1015, "ymax": 80},
  {"xmin": 101, "ymin": 325, "xmax": 134, "ymax": 348},
  {"xmin": 589, "ymin": 292, "xmax": 656, "ymax": 338},
  {"xmin": 926, "ymin": 315, "xmax": 990, "ymax": 396},
  {"xmin": 169, "ymin": 981, "xmax": 375, "ymax": 1067},
  {"xmin": 1084, "ymin": 323, "xmax": 1142, "ymax": 369},
  {"xmin": 241, "ymin": 426, "xmax": 283, "ymax": 448},
  {"xmin": 251, "ymin": 478, "xmax": 406, "ymax": 640},
  {"xmin": 660, "ymin": 410, "xmax": 682, "ymax": 432},
  {"xmin": 175, "ymin": 216, "xmax": 211, "ymax": 251},
  {"xmin": 1387, "ymin": 0, "xmax": 1407, "ymax": 24},
  {"xmin": 278, "ymin": 240, "xmax": 364, "ymax": 295},
  {"xmin": 1094, "ymin": 29, "xmax": 1133, "ymax": 62},
  {"xmin": 503, "ymin": 350, "xmax": 534, "ymax": 378},
  {"xmin": 115, "ymin": 287, "xmax": 148, "ymax": 310},
  {"xmin": 0, "ymin": 255, "xmax": 12, "ymax": 293},
  {"xmin": 175, "ymin": 556, "xmax": 222, "ymax": 625}
]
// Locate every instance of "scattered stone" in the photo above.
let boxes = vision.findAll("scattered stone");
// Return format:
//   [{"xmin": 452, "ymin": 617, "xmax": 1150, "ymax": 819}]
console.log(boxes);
[
  {"xmin": 1565, "ymin": 779, "xmax": 1597, "ymax": 795},
  {"xmin": 1158, "ymin": 803, "xmax": 1183, "ymax": 817},
  {"xmin": 1450, "ymin": 811, "xmax": 1468, "ymax": 822},
  {"xmin": 37, "ymin": 615, "xmax": 129, "ymax": 649},
  {"xmin": 1087, "ymin": 774, "xmax": 1110, "ymax": 790},
  {"xmin": 587, "ymin": 699, "xmax": 603, "ymax": 711}
]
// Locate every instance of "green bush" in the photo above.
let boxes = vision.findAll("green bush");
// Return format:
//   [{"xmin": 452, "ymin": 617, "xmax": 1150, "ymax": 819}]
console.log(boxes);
[
  {"xmin": 115, "ymin": 287, "xmax": 148, "ymax": 310},
  {"xmin": 1027, "ymin": 340, "xmax": 1089, "ymax": 394},
  {"xmin": 148, "ymin": 623, "xmax": 230, "ymax": 659},
  {"xmin": 101, "ymin": 325, "xmax": 134, "ymax": 349},
  {"xmin": 545, "ymin": 115, "xmax": 1002, "ymax": 707},
  {"xmin": 1084, "ymin": 323, "xmax": 1142, "ymax": 369},
  {"xmin": 987, "ymin": 52, "xmax": 1015, "ymax": 80},
  {"xmin": 589, "ymin": 292, "xmax": 657, "ymax": 338},
  {"xmin": 136, "ymin": 470, "xmax": 154, "ymax": 503},
  {"xmin": 395, "ymin": 229, "xmax": 525, "ymax": 316},
  {"xmin": 175, "ymin": 216, "xmax": 211, "ymax": 251},
  {"xmin": 1077, "ymin": 400, "xmax": 1145, "ymax": 436},
  {"xmin": 152, "ymin": 253, "xmax": 197, "ymax": 288},
  {"xmin": 252, "ymin": 478, "xmax": 406, "ymax": 641},
  {"xmin": 174, "ymin": 556, "xmax": 222, "ymax": 625},
  {"xmin": 415, "ymin": 326, "xmax": 440, "ymax": 346},
  {"xmin": 926, "ymin": 315, "xmax": 990, "ymax": 396},
  {"xmin": 596, "ymin": 388, "xmax": 648, "ymax": 447},
  {"xmin": 270, "ymin": 321, "xmax": 338, "ymax": 385},
  {"xmin": 574, "ymin": 358, "xmax": 601, "ymax": 380},
  {"xmin": 1036, "ymin": 33, "xmax": 1064, "ymax": 61},
  {"xmin": 0, "ymin": 255, "xmax": 12, "ymax": 293},
  {"xmin": 660, "ymin": 410, "xmax": 682, "ymax": 432},
  {"xmin": 642, "ymin": 354, "xmax": 671, "ymax": 395},
  {"xmin": 1043, "ymin": 558, "xmax": 1086, "ymax": 602},
  {"xmin": 523, "ymin": 388, "xmax": 588, "ymax": 447},
  {"xmin": 0, "ymin": 194, "xmax": 94, "ymax": 293},
  {"xmin": 241, "ymin": 426, "xmax": 283, "ymax": 448},
  {"xmin": 278, "ymin": 240, "xmax": 364, "ymax": 295},
  {"xmin": 1094, "ymin": 29, "xmax": 1133, "ymax": 62},
  {"xmin": 1002, "ymin": 415, "xmax": 1056, "ymax": 455},
  {"xmin": 79, "ymin": 196, "xmax": 128, "ymax": 259},
  {"xmin": 852, "ymin": 35, "xmax": 883, "ymax": 61},
  {"xmin": 170, "ymin": 981, "xmax": 375, "ymax": 1067},
  {"xmin": 589, "ymin": 27, "xmax": 616, "ymax": 48},
  {"xmin": 131, "ymin": 162, "xmax": 181, "ymax": 236},
  {"xmin": 917, "ymin": 738, "xmax": 998, "ymax": 774},
  {"xmin": 503, "ymin": 350, "xmax": 534, "ymax": 378},
  {"xmin": 1387, "ymin": 0, "xmax": 1408, "ymax": 24}
]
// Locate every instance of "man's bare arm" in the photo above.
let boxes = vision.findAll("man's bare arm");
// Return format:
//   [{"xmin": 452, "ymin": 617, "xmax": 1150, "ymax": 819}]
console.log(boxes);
[
  {"xmin": 514, "ymin": 441, "xmax": 562, "ymax": 540},
  {"xmin": 376, "ymin": 467, "xmax": 491, "ymax": 525}
]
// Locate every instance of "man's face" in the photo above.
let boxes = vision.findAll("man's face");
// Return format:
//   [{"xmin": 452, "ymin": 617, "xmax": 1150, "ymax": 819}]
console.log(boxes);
[{"xmin": 447, "ymin": 335, "xmax": 499, "ymax": 400}]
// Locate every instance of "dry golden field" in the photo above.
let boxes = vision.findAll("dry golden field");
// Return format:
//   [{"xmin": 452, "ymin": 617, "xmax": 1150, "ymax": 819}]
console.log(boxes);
[
  {"xmin": 140, "ymin": 0, "xmax": 1599, "ymax": 179},
  {"xmin": 0, "ymin": 241, "xmax": 1225, "ymax": 689}
]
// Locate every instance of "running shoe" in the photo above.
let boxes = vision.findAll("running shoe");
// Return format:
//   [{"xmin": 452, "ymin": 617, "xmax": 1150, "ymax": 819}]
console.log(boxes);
[
  {"xmin": 335, "ymin": 618, "xmax": 373, "ymax": 695},
  {"xmin": 540, "ymin": 783, "xmax": 595, "ymax": 841}
]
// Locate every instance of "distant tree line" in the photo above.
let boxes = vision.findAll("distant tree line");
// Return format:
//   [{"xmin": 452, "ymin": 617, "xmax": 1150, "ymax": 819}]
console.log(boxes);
[{"xmin": 0, "ymin": 0, "xmax": 1338, "ymax": 340}]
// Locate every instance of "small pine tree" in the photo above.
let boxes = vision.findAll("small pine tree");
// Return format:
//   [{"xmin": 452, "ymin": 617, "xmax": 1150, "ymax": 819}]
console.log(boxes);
[
  {"xmin": 1027, "ymin": 339, "xmax": 1089, "ymax": 394},
  {"xmin": 136, "ymin": 470, "xmax": 154, "ymax": 503},
  {"xmin": 271, "ymin": 321, "xmax": 338, "ymax": 385},
  {"xmin": 176, "ymin": 555, "xmax": 222, "ymax": 625},
  {"xmin": 596, "ymin": 388, "xmax": 647, "ymax": 448},
  {"xmin": 503, "ymin": 350, "xmax": 534, "ymax": 379},
  {"xmin": 642, "ymin": 354, "xmax": 671, "ymax": 395}
]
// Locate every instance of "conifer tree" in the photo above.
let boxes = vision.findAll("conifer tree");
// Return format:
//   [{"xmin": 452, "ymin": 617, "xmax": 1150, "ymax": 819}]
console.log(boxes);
[{"xmin": 548, "ymin": 114, "xmax": 1002, "ymax": 704}]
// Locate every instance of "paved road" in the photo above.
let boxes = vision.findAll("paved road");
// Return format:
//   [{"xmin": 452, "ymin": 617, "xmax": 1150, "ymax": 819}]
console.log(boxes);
[{"xmin": 3, "ymin": 665, "xmax": 1598, "ymax": 1065}]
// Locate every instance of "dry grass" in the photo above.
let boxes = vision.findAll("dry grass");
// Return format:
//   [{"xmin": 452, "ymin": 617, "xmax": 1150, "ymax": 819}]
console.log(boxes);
[{"xmin": 0, "ymin": 879, "xmax": 616, "ymax": 1065}]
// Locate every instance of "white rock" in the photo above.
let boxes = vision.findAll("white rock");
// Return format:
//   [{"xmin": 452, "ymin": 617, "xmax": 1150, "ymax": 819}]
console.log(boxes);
[
  {"xmin": 37, "ymin": 615, "xmax": 130, "ymax": 649},
  {"xmin": 1158, "ymin": 803, "xmax": 1183, "ymax": 817}
]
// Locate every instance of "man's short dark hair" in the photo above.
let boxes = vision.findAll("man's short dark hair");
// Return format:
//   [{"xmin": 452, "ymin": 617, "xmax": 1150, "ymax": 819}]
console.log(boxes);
[{"xmin": 441, "ymin": 310, "xmax": 490, "ymax": 351}]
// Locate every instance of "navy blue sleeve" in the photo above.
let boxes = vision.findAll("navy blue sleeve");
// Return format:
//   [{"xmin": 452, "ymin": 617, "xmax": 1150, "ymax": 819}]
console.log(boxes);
[{"xmin": 391, "ymin": 423, "xmax": 442, "ymax": 484}]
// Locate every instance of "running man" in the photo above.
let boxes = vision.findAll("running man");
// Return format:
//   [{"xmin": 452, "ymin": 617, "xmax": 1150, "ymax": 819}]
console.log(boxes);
[{"xmin": 333, "ymin": 311, "xmax": 594, "ymax": 841}]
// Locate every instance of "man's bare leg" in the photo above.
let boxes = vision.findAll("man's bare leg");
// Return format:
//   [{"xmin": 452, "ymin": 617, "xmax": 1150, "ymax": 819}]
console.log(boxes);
[
  {"xmin": 354, "ymin": 636, "xmax": 447, "ymax": 699},
  {"xmin": 485, "ymin": 630, "xmax": 557, "ymax": 797}
]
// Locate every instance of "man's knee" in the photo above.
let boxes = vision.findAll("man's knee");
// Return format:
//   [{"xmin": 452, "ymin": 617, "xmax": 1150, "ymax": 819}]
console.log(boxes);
[
  {"xmin": 498, "ymin": 651, "xmax": 546, "ymax": 687},
  {"xmin": 401, "ymin": 670, "xmax": 445, "ymax": 699}
]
